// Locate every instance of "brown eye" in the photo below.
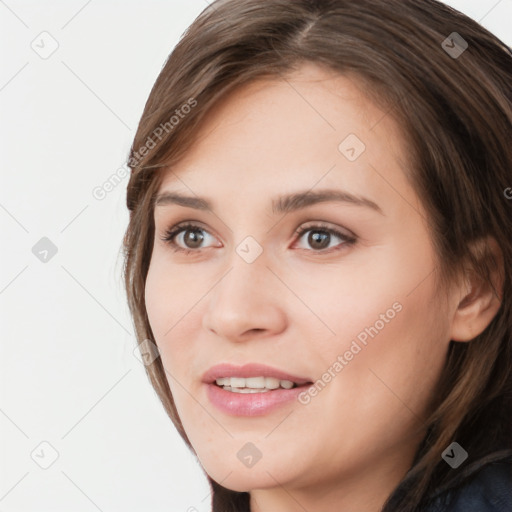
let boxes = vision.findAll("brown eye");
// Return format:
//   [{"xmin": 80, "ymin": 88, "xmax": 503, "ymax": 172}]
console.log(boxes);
[
  {"xmin": 181, "ymin": 228, "xmax": 204, "ymax": 249},
  {"xmin": 306, "ymin": 231, "xmax": 330, "ymax": 250},
  {"xmin": 161, "ymin": 223, "xmax": 215, "ymax": 253},
  {"xmin": 294, "ymin": 224, "xmax": 356, "ymax": 253}
]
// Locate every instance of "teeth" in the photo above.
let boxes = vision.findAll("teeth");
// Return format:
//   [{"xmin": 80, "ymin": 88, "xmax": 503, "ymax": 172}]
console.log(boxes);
[
  {"xmin": 215, "ymin": 376, "xmax": 296, "ymax": 390},
  {"xmin": 223, "ymin": 387, "xmax": 271, "ymax": 393}
]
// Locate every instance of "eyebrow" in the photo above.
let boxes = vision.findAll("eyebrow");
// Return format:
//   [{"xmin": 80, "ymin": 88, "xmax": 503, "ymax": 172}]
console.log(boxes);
[{"xmin": 155, "ymin": 188, "xmax": 384, "ymax": 215}]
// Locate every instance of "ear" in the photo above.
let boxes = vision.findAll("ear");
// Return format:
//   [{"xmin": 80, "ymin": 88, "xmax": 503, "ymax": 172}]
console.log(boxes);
[{"xmin": 450, "ymin": 237, "xmax": 504, "ymax": 342}]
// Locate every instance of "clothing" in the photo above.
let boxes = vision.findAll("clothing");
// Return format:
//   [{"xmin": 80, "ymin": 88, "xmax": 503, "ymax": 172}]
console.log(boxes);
[{"xmin": 421, "ymin": 451, "xmax": 512, "ymax": 511}]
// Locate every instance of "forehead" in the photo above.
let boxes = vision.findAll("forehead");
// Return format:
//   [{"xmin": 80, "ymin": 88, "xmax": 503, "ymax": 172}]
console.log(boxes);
[{"xmin": 156, "ymin": 63, "xmax": 416, "ymax": 217}]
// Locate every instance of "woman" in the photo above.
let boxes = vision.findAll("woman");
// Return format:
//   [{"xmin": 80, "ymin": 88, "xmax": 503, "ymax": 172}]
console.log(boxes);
[{"xmin": 122, "ymin": 1, "xmax": 512, "ymax": 510}]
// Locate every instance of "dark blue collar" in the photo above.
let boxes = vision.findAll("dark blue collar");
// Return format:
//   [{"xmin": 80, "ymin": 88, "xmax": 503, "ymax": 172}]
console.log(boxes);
[{"xmin": 423, "ymin": 451, "xmax": 512, "ymax": 511}]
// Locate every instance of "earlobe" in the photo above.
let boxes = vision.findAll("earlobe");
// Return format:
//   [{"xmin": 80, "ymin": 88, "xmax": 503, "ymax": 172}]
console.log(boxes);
[{"xmin": 449, "ymin": 237, "xmax": 504, "ymax": 342}]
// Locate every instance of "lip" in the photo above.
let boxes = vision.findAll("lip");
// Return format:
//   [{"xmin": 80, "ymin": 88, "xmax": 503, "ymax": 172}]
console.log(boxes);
[
  {"xmin": 202, "ymin": 363, "xmax": 313, "ymax": 417},
  {"xmin": 205, "ymin": 383, "xmax": 312, "ymax": 416},
  {"xmin": 201, "ymin": 363, "xmax": 312, "ymax": 386}
]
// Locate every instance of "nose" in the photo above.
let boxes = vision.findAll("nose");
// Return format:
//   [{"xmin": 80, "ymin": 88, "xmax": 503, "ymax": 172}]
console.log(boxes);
[{"xmin": 202, "ymin": 255, "xmax": 288, "ymax": 342}]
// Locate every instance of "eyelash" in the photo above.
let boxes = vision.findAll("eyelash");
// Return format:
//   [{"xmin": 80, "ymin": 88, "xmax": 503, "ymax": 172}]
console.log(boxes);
[{"xmin": 160, "ymin": 222, "xmax": 356, "ymax": 255}]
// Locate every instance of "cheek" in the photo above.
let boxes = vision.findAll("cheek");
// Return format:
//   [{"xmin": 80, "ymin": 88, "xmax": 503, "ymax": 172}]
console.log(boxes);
[
  {"xmin": 144, "ymin": 256, "xmax": 208, "ymax": 401},
  {"xmin": 311, "ymin": 273, "xmax": 449, "ymax": 435},
  {"xmin": 144, "ymin": 259, "xmax": 190, "ymax": 374},
  {"xmin": 144, "ymin": 254, "xmax": 202, "ymax": 341},
  {"xmin": 301, "ymin": 240, "xmax": 449, "ymax": 435},
  {"xmin": 145, "ymin": 261, "xmax": 170, "ymax": 344}
]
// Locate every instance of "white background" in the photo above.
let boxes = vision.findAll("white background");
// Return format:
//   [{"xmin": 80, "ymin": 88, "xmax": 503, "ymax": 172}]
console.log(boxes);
[{"xmin": 1, "ymin": 1, "xmax": 511, "ymax": 511}]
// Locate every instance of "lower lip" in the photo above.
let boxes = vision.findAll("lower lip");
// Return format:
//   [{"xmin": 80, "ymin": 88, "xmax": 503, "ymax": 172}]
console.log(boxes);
[{"xmin": 205, "ymin": 383, "xmax": 311, "ymax": 416}]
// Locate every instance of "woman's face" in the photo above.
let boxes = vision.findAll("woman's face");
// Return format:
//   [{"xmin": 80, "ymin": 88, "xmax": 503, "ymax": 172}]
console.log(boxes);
[{"xmin": 145, "ymin": 63, "xmax": 458, "ymax": 501}]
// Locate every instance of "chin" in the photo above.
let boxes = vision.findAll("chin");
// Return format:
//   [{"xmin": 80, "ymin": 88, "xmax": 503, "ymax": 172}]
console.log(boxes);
[{"xmin": 204, "ymin": 463, "xmax": 293, "ymax": 492}]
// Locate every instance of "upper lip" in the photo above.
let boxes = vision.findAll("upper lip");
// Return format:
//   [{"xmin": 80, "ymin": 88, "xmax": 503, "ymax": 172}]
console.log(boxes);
[{"xmin": 202, "ymin": 363, "xmax": 312, "ymax": 386}]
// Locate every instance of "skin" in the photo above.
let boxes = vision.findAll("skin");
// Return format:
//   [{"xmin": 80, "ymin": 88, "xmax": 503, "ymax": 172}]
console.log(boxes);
[{"xmin": 144, "ymin": 63, "xmax": 502, "ymax": 512}]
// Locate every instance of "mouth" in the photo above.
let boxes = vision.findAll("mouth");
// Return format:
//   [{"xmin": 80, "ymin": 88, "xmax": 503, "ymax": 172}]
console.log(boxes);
[
  {"xmin": 202, "ymin": 363, "xmax": 314, "ymax": 415},
  {"xmin": 213, "ymin": 376, "xmax": 312, "ymax": 393},
  {"xmin": 204, "ymin": 372, "xmax": 315, "ymax": 416},
  {"xmin": 202, "ymin": 362, "xmax": 313, "ymax": 390}
]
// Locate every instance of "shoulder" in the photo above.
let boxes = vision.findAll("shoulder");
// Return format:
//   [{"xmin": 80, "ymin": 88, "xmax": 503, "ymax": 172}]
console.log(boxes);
[{"xmin": 424, "ymin": 459, "xmax": 512, "ymax": 512}]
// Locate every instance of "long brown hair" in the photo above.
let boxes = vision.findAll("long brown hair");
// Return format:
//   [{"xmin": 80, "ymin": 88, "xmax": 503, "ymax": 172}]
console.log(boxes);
[{"xmin": 122, "ymin": 1, "xmax": 512, "ymax": 510}]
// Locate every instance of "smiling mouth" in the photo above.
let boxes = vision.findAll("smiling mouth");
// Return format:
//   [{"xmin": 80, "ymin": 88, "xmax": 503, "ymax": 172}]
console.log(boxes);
[
  {"xmin": 214, "ymin": 376, "xmax": 312, "ymax": 392},
  {"xmin": 206, "ymin": 373, "xmax": 314, "ymax": 416}
]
